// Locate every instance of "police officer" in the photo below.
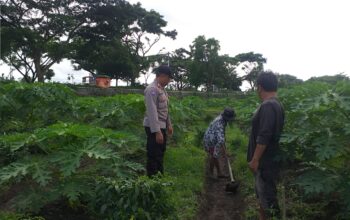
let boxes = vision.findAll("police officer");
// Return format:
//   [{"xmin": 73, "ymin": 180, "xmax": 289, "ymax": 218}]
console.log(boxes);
[{"xmin": 143, "ymin": 65, "xmax": 173, "ymax": 176}]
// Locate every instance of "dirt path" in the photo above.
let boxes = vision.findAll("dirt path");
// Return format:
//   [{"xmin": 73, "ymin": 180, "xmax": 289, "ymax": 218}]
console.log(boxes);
[{"xmin": 196, "ymin": 157, "xmax": 246, "ymax": 220}]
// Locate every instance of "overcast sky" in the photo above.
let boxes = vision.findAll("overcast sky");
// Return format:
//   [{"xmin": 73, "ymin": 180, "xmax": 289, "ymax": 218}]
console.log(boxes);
[{"xmin": 1, "ymin": 0, "xmax": 349, "ymax": 85}]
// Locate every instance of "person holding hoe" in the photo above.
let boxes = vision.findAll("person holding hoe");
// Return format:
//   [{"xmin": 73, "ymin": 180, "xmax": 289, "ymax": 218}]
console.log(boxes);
[{"xmin": 203, "ymin": 108, "xmax": 235, "ymax": 179}]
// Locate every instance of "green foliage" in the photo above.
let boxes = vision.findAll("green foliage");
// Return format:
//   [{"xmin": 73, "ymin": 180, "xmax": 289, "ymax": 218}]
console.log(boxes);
[
  {"xmin": 1, "ymin": 80, "xmax": 349, "ymax": 219},
  {"xmin": 168, "ymin": 97, "xmax": 201, "ymax": 143},
  {"xmin": 1, "ymin": 0, "xmax": 84, "ymax": 81},
  {"xmin": 72, "ymin": 40, "xmax": 137, "ymax": 81},
  {"xmin": 221, "ymin": 81, "xmax": 350, "ymax": 218},
  {"xmin": 0, "ymin": 212, "xmax": 44, "ymax": 220},
  {"xmin": 234, "ymin": 52, "xmax": 267, "ymax": 90},
  {"xmin": 0, "ymin": 82, "xmax": 208, "ymax": 218},
  {"xmin": 1, "ymin": 0, "xmax": 175, "ymax": 82},
  {"xmin": 277, "ymin": 74, "xmax": 303, "ymax": 88},
  {"xmin": 307, "ymin": 73, "xmax": 349, "ymax": 84},
  {"xmin": 92, "ymin": 176, "xmax": 175, "ymax": 220},
  {"xmin": 0, "ymin": 82, "xmax": 76, "ymax": 133},
  {"xmin": 166, "ymin": 48, "xmax": 192, "ymax": 90},
  {"xmin": 188, "ymin": 35, "xmax": 242, "ymax": 90},
  {"xmin": 164, "ymin": 146, "xmax": 206, "ymax": 219},
  {"xmin": 0, "ymin": 122, "xmax": 143, "ymax": 212},
  {"xmin": 277, "ymin": 82, "xmax": 350, "ymax": 218},
  {"xmin": 75, "ymin": 94, "xmax": 145, "ymax": 133}
]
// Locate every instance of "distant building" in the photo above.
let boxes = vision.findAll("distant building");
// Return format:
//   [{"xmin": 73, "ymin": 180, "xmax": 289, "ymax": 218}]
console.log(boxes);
[{"xmin": 82, "ymin": 74, "xmax": 95, "ymax": 85}]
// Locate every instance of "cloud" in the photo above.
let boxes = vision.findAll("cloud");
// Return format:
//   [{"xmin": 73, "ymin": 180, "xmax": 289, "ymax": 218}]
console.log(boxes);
[
  {"xmin": 1, "ymin": 0, "xmax": 349, "ymax": 84},
  {"xmin": 50, "ymin": 59, "xmax": 88, "ymax": 83},
  {"xmin": 129, "ymin": 0, "xmax": 350, "ymax": 80}
]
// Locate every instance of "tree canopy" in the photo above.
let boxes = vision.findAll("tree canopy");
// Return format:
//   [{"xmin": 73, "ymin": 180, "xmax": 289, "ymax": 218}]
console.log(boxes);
[
  {"xmin": 2, "ymin": 1, "xmax": 307, "ymax": 91},
  {"xmin": 307, "ymin": 73, "xmax": 349, "ymax": 84},
  {"xmin": 0, "ymin": 0, "xmax": 176, "ymax": 82},
  {"xmin": 187, "ymin": 36, "xmax": 242, "ymax": 91},
  {"xmin": 277, "ymin": 73, "xmax": 303, "ymax": 88}
]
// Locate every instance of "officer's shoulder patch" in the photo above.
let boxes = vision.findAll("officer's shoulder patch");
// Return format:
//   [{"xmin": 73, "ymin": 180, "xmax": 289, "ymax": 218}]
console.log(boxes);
[{"xmin": 148, "ymin": 87, "xmax": 157, "ymax": 96}]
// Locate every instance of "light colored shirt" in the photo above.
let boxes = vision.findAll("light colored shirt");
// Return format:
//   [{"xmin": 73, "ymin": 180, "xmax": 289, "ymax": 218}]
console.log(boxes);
[
  {"xmin": 203, "ymin": 115, "xmax": 226, "ymax": 149},
  {"xmin": 143, "ymin": 80, "xmax": 172, "ymax": 133}
]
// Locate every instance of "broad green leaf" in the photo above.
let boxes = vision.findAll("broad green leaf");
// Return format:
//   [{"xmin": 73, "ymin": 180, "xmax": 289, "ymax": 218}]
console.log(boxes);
[
  {"xmin": 31, "ymin": 162, "xmax": 52, "ymax": 186},
  {"xmin": 0, "ymin": 162, "xmax": 31, "ymax": 183}
]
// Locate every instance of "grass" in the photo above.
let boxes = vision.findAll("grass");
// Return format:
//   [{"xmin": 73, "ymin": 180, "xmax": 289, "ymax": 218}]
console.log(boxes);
[
  {"xmin": 0, "ymin": 212, "xmax": 44, "ymax": 220},
  {"xmin": 164, "ymin": 145, "xmax": 206, "ymax": 219},
  {"xmin": 162, "ymin": 104, "xmax": 257, "ymax": 219},
  {"xmin": 226, "ymin": 124, "xmax": 259, "ymax": 219},
  {"xmin": 203, "ymin": 106, "xmax": 253, "ymax": 188},
  {"xmin": 161, "ymin": 108, "xmax": 218, "ymax": 219},
  {"xmin": 226, "ymin": 124, "xmax": 254, "ymax": 191},
  {"xmin": 202, "ymin": 106, "xmax": 256, "ymax": 194}
]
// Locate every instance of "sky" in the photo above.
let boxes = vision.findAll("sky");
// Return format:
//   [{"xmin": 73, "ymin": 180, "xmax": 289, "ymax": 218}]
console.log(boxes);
[{"xmin": 1, "ymin": 0, "xmax": 350, "ymax": 87}]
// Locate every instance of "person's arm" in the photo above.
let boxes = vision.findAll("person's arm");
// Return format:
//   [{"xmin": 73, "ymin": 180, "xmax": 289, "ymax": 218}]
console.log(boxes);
[
  {"xmin": 145, "ymin": 87, "xmax": 160, "ymax": 133},
  {"xmin": 167, "ymin": 115, "xmax": 172, "ymax": 128},
  {"xmin": 249, "ymin": 144, "xmax": 266, "ymax": 172},
  {"xmin": 167, "ymin": 115, "xmax": 173, "ymax": 136},
  {"xmin": 145, "ymin": 88, "xmax": 164, "ymax": 143},
  {"xmin": 249, "ymin": 103, "xmax": 275, "ymax": 172}
]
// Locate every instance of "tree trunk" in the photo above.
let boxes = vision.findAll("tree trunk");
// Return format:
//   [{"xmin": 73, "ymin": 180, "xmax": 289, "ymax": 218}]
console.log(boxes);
[
  {"xmin": 34, "ymin": 57, "xmax": 44, "ymax": 82},
  {"xmin": 130, "ymin": 77, "xmax": 136, "ymax": 87},
  {"xmin": 24, "ymin": 75, "xmax": 31, "ymax": 83}
]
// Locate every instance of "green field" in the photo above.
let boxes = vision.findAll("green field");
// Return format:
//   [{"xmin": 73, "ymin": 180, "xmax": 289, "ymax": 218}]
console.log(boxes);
[{"xmin": 0, "ymin": 80, "xmax": 349, "ymax": 219}]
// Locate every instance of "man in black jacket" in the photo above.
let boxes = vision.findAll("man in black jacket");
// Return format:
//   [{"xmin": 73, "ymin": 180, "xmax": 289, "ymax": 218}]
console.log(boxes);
[{"xmin": 247, "ymin": 71, "xmax": 285, "ymax": 219}]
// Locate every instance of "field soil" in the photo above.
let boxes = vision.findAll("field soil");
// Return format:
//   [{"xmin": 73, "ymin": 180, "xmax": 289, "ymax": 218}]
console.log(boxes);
[{"xmin": 196, "ymin": 156, "xmax": 246, "ymax": 220}]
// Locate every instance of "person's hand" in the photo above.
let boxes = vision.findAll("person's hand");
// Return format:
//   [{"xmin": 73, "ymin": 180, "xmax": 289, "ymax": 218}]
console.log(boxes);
[
  {"xmin": 156, "ymin": 131, "xmax": 164, "ymax": 144},
  {"xmin": 167, "ymin": 125, "xmax": 173, "ymax": 136},
  {"xmin": 248, "ymin": 158, "xmax": 259, "ymax": 173}
]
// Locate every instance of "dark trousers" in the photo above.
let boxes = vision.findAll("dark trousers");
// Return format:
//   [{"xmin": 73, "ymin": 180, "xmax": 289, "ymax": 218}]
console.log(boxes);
[
  {"xmin": 255, "ymin": 167, "xmax": 281, "ymax": 218},
  {"xmin": 145, "ymin": 127, "xmax": 167, "ymax": 176}
]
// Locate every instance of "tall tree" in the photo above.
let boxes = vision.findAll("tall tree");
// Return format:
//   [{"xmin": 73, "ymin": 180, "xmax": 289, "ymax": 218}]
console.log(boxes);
[
  {"xmin": 307, "ymin": 73, "xmax": 349, "ymax": 84},
  {"xmin": 234, "ymin": 52, "xmax": 267, "ymax": 90},
  {"xmin": 68, "ymin": 0, "xmax": 140, "ymax": 81},
  {"xmin": 1, "ymin": 0, "xmax": 174, "ymax": 83},
  {"xmin": 122, "ymin": 3, "xmax": 177, "ymax": 85},
  {"xmin": 72, "ymin": 39, "xmax": 136, "ymax": 81},
  {"xmin": 151, "ymin": 48, "xmax": 191, "ymax": 90},
  {"xmin": 188, "ymin": 36, "xmax": 242, "ymax": 91},
  {"xmin": 220, "ymin": 55, "xmax": 242, "ymax": 91},
  {"xmin": 277, "ymin": 73, "xmax": 303, "ymax": 88},
  {"xmin": 1, "ymin": 0, "xmax": 87, "ymax": 82},
  {"xmin": 188, "ymin": 36, "xmax": 221, "ymax": 89},
  {"xmin": 71, "ymin": 2, "xmax": 176, "ymax": 83},
  {"xmin": 169, "ymin": 48, "xmax": 192, "ymax": 90}
]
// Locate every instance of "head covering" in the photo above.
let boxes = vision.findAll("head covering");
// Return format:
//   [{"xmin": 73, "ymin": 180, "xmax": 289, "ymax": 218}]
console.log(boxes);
[{"xmin": 222, "ymin": 107, "xmax": 235, "ymax": 121}]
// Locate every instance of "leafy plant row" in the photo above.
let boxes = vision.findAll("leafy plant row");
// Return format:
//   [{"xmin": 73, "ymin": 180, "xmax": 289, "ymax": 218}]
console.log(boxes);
[{"xmin": 0, "ymin": 82, "xmax": 203, "ymax": 219}]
